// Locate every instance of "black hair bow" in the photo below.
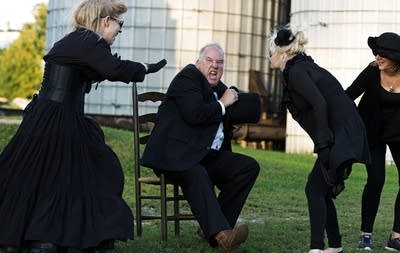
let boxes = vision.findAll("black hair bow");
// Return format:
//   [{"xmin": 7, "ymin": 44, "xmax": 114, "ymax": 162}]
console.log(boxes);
[{"xmin": 274, "ymin": 28, "xmax": 295, "ymax": 46}]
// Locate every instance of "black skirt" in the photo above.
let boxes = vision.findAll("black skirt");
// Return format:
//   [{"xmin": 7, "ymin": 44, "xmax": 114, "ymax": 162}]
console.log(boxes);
[{"xmin": 0, "ymin": 97, "xmax": 133, "ymax": 249}]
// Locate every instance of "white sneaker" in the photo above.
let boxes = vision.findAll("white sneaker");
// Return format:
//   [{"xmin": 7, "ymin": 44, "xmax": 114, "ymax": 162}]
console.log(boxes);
[{"xmin": 323, "ymin": 247, "xmax": 343, "ymax": 253}]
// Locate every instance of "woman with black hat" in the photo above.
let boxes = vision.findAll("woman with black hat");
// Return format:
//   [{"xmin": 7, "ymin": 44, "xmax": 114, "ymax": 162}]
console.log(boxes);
[
  {"xmin": 347, "ymin": 32, "xmax": 400, "ymax": 251},
  {"xmin": 268, "ymin": 24, "xmax": 370, "ymax": 253}
]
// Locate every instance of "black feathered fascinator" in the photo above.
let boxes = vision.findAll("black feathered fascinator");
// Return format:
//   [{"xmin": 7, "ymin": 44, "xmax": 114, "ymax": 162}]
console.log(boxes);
[{"xmin": 274, "ymin": 27, "xmax": 295, "ymax": 46}]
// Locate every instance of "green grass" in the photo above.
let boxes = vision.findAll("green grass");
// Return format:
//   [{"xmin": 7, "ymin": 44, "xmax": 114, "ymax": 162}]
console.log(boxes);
[{"xmin": 0, "ymin": 123, "xmax": 398, "ymax": 253}]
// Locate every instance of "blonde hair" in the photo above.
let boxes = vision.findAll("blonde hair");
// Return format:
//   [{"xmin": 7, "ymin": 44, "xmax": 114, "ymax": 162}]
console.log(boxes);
[
  {"xmin": 73, "ymin": 0, "xmax": 127, "ymax": 33},
  {"xmin": 268, "ymin": 24, "xmax": 308, "ymax": 56}
]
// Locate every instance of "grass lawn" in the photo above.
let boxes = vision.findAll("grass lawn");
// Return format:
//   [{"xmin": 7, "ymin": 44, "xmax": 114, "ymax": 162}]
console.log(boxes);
[{"xmin": 0, "ymin": 123, "xmax": 398, "ymax": 253}]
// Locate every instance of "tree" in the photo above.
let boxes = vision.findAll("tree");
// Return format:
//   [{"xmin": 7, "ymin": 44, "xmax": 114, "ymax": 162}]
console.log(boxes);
[{"xmin": 0, "ymin": 3, "xmax": 47, "ymax": 99}]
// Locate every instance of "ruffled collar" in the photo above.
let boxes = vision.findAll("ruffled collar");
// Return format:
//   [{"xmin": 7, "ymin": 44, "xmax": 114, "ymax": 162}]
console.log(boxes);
[
  {"xmin": 283, "ymin": 53, "xmax": 314, "ymax": 82},
  {"xmin": 281, "ymin": 53, "xmax": 313, "ymax": 120}
]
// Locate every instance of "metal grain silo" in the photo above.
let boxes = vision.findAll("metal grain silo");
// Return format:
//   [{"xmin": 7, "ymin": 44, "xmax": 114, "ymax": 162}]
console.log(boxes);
[
  {"xmin": 46, "ymin": 0, "xmax": 290, "ymax": 119},
  {"xmin": 286, "ymin": 0, "xmax": 400, "ymax": 163}
]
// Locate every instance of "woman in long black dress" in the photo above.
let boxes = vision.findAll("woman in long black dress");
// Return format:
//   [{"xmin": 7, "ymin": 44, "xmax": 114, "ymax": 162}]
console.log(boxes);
[
  {"xmin": 0, "ymin": 0, "xmax": 166, "ymax": 252},
  {"xmin": 267, "ymin": 24, "xmax": 370, "ymax": 253}
]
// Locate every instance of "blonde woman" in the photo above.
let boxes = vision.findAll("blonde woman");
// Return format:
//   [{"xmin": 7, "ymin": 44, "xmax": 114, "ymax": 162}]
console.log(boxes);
[
  {"xmin": 267, "ymin": 24, "xmax": 370, "ymax": 253},
  {"xmin": 0, "ymin": 0, "xmax": 166, "ymax": 252}
]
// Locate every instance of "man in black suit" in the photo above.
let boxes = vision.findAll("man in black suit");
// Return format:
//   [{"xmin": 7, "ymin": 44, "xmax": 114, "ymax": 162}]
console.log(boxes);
[{"xmin": 142, "ymin": 43, "xmax": 260, "ymax": 253}]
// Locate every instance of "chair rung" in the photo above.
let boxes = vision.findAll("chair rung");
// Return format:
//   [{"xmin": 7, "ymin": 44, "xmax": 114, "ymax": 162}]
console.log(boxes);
[
  {"xmin": 139, "ymin": 195, "xmax": 186, "ymax": 201},
  {"xmin": 138, "ymin": 176, "xmax": 160, "ymax": 184},
  {"xmin": 139, "ymin": 196, "xmax": 163, "ymax": 200},
  {"xmin": 141, "ymin": 215, "xmax": 162, "ymax": 220},
  {"xmin": 166, "ymin": 196, "xmax": 185, "ymax": 200},
  {"xmin": 140, "ymin": 215, "xmax": 196, "ymax": 221},
  {"xmin": 169, "ymin": 214, "xmax": 196, "ymax": 220}
]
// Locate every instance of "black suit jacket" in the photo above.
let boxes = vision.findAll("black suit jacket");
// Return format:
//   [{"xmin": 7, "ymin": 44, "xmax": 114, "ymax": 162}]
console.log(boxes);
[{"xmin": 142, "ymin": 64, "xmax": 233, "ymax": 171}]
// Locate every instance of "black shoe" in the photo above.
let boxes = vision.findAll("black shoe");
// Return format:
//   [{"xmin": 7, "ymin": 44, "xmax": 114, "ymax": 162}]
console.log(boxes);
[
  {"xmin": 30, "ymin": 242, "xmax": 57, "ymax": 253},
  {"xmin": 0, "ymin": 246, "xmax": 18, "ymax": 253},
  {"xmin": 94, "ymin": 240, "xmax": 114, "ymax": 253},
  {"xmin": 58, "ymin": 247, "xmax": 91, "ymax": 253},
  {"xmin": 385, "ymin": 235, "xmax": 400, "ymax": 251},
  {"xmin": 94, "ymin": 250, "xmax": 114, "ymax": 253}
]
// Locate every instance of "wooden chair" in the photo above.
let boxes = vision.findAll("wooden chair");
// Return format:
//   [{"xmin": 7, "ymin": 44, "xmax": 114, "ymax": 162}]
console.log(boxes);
[{"xmin": 131, "ymin": 83, "xmax": 196, "ymax": 240}]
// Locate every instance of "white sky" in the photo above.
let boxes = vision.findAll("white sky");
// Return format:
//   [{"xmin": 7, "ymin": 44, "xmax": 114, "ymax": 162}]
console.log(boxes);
[{"xmin": 0, "ymin": 0, "xmax": 49, "ymax": 30}]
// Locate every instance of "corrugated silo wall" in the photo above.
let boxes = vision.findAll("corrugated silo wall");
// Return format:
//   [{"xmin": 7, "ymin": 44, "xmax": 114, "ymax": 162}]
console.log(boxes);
[
  {"xmin": 46, "ymin": 0, "xmax": 290, "ymax": 119},
  {"xmin": 287, "ymin": 0, "xmax": 399, "ymax": 163}
]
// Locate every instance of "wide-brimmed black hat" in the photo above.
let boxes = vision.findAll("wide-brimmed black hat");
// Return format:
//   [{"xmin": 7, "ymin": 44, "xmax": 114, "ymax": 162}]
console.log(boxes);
[
  {"xmin": 226, "ymin": 92, "xmax": 261, "ymax": 124},
  {"xmin": 367, "ymin": 32, "xmax": 400, "ymax": 63}
]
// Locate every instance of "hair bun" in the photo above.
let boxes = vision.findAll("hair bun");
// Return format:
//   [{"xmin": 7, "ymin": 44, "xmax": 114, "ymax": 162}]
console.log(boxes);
[{"xmin": 274, "ymin": 28, "xmax": 295, "ymax": 46}]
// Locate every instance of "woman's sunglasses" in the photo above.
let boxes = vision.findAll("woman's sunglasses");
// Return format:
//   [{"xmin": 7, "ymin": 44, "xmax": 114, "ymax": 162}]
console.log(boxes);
[{"xmin": 110, "ymin": 16, "xmax": 124, "ymax": 29}]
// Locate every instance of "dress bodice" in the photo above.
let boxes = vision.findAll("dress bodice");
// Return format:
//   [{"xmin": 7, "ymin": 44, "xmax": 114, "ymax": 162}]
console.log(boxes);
[{"xmin": 38, "ymin": 63, "xmax": 91, "ymax": 113}]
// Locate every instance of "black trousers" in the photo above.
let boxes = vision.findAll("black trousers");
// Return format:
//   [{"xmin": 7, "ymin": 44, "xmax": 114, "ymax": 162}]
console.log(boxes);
[
  {"xmin": 361, "ymin": 141, "xmax": 400, "ymax": 233},
  {"xmin": 305, "ymin": 159, "xmax": 342, "ymax": 250},
  {"xmin": 159, "ymin": 150, "xmax": 259, "ymax": 241}
]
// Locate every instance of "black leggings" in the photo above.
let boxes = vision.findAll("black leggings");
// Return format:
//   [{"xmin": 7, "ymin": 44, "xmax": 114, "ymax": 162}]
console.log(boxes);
[
  {"xmin": 361, "ymin": 141, "xmax": 400, "ymax": 233},
  {"xmin": 305, "ymin": 160, "xmax": 342, "ymax": 250}
]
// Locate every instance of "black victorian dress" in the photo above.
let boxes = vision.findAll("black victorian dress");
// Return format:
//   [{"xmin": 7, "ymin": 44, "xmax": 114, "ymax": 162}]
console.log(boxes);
[{"xmin": 0, "ymin": 28, "xmax": 147, "ymax": 249}]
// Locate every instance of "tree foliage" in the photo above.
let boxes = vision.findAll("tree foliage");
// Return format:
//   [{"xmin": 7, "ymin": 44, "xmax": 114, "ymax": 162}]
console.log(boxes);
[{"xmin": 0, "ymin": 3, "xmax": 47, "ymax": 99}]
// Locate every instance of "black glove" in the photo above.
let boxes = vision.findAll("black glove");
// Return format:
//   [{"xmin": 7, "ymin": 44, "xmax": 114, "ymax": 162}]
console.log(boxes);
[
  {"xmin": 146, "ymin": 59, "xmax": 167, "ymax": 74},
  {"xmin": 113, "ymin": 53, "xmax": 121, "ymax": 60},
  {"xmin": 317, "ymin": 146, "xmax": 330, "ymax": 167},
  {"xmin": 318, "ymin": 147, "xmax": 335, "ymax": 186}
]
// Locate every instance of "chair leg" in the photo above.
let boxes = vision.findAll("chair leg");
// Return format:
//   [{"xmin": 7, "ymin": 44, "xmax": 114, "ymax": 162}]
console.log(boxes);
[
  {"xmin": 173, "ymin": 184, "xmax": 180, "ymax": 236},
  {"xmin": 135, "ymin": 183, "xmax": 143, "ymax": 237},
  {"xmin": 160, "ymin": 173, "xmax": 168, "ymax": 241}
]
